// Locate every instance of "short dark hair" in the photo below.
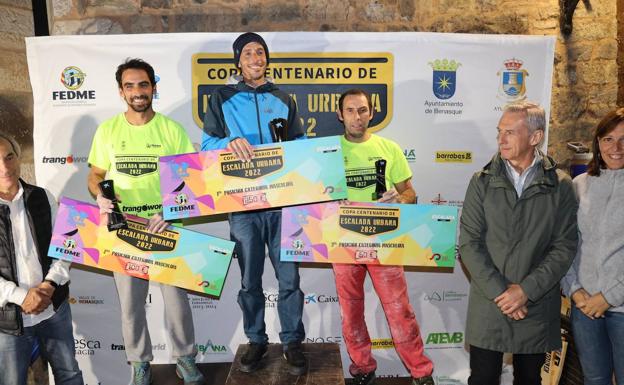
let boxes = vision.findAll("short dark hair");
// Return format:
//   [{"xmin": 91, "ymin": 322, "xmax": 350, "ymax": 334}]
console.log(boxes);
[
  {"xmin": 115, "ymin": 58, "xmax": 156, "ymax": 88},
  {"xmin": 338, "ymin": 88, "xmax": 372, "ymax": 113},
  {"xmin": 587, "ymin": 107, "xmax": 624, "ymax": 176},
  {"xmin": 0, "ymin": 133, "xmax": 21, "ymax": 158}
]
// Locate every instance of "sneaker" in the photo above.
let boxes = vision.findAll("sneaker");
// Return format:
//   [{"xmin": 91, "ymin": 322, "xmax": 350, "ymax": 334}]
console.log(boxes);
[
  {"xmin": 239, "ymin": 342, "xmax": 268, "ymax": 373},
  {"xmin": 282, "ymin": 342, "xmax": 307, "ymax": 375},
  {"xmin": 412, "ymin": 375, "xmax": 435, "ymax": 385},
  {"xmin": 130, "ymin": 362, "xmax": 152, "ymax": 385},
  {"xmin": 175, "ymin": 355, "xmax": 205, "ymax": 385},
  {"xmin": 352, "ymin": 371, "xmax": 376, "ymax": 385}
]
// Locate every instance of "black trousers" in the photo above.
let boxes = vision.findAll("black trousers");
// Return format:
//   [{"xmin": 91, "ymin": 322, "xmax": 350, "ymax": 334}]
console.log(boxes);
[{"xmin": 468, "ymin": 345, "xmax": 546, "ymax": 385}]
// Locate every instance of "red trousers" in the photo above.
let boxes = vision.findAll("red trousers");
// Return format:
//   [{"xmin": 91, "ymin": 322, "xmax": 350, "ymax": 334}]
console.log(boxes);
[{"xmin": 332, "ymin": 263, "xmax": 433, "ymax": 378}]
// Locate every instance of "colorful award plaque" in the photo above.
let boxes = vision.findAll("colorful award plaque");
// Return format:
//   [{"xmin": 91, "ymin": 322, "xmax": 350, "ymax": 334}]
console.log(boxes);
[
  {"xmin": 48, "ymin": 197, "xmax": 234, "ymax": 296},
  {"xmin": 280, "ymin": 201, "xmax": 458, "ymax": 268},
  {"xmin": 159, "ymin": 136, "xmax": 347, "ymax": 220}
]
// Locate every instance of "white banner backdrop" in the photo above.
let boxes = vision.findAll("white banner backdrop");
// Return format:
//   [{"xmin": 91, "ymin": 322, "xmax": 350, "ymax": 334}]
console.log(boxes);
[{"xmin": 26, "ymin": 32, "xmax": 555, "ymax": 385}]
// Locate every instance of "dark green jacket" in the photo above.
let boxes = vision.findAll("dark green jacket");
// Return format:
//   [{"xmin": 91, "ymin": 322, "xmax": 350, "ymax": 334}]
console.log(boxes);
[{"xmin": 459, "ymin": 152, "xmax": 578, "ymax": 353}]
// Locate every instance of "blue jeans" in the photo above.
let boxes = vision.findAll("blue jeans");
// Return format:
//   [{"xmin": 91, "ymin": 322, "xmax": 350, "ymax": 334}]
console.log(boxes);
[
  {"xmin": 230, "ymin": 210, "xmax": 305, "ymax": 346},
  {"xmin": 571, "ymin": 306, "xmax": 624, "ymax": 385},
  {"xmin": 0, "ymin": 300, "xmax": 83, "ymax": 385}
]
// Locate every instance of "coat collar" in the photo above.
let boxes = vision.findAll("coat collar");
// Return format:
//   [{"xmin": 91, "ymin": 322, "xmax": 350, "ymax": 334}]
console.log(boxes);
[{"xmin": 482, "ymin": 151, "xmax": 559, "ymax": 193}]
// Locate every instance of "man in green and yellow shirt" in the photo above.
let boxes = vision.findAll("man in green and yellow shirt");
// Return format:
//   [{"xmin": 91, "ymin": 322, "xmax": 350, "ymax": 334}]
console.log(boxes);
[
  {"xmin": 334, "ymin": 89, "xmax": 434, "ymax": 385},
  {"xmin": 87, "ymin": 59, "xmax": 204, "ymax": 385}
]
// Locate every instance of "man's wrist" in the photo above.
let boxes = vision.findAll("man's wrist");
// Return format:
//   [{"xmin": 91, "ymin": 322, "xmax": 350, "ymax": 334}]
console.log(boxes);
[{"xmin": 44, "ymin": 279, "xmax": 59, "ymax": 288}]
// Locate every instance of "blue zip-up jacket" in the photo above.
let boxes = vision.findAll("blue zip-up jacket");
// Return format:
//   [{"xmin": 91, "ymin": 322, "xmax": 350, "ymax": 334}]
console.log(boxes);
[{"xmin": 201, "ymin": 77, "xmax": 305, "ymax": 150}]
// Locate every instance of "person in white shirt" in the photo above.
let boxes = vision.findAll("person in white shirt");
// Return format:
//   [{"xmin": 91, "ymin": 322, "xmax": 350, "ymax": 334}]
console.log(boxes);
[{"xmin": 0, "ymin": 133, "xmax": 83, "ymax": 385}]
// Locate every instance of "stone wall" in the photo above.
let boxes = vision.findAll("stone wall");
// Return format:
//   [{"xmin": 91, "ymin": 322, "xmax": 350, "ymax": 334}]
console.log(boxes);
[
  {"xmin": 4, "ymin": 0, "xmax": 623, "ymax": 174},
  {"xmin": 0, "ymin": 0, "xmax": 35, "ymax": 182}
]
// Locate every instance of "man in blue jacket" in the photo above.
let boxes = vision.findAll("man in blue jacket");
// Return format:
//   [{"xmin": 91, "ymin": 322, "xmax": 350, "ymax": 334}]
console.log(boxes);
[{"xmin": 202, "ymin": 32, "xmax": 306, "ymax": 375}]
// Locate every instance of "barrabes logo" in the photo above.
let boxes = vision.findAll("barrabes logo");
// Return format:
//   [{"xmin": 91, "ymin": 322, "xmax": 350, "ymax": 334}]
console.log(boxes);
[
  {"xmin": 429, "ymin": 59, "xmax": 461, "ymax": 100},
  {"xmin": 371, "ymin": 338, "xmax": 394, "ymax": 350},
  {"xmin": 53, "ymin": 66, "xmax": 96, "ymax": 104},
  {"xmin": 498, "ymin": 58, "xmax": 528, "ymax": 101},
  {"xmin": 61, "ymin": 66, "xmax": 85, "ymax": 90}
]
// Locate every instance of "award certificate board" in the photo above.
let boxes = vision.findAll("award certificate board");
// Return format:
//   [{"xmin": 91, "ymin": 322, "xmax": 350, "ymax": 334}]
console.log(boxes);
[
  {"xmin": 48, "ymin": 197, "xmax": 234, "ymax": 296},
  {"xmin": 159, "ymin": 136, "xmax": 347, "ymax": 220},
  {"xmin": 280, "ymin": 201, "xmax": 458, "ymax": 267}
]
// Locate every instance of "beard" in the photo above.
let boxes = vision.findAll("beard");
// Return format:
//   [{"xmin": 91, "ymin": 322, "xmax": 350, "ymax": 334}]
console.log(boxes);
[{"xmin": 126, "ymin": 95, "xmax": 152, "ymax": 113}]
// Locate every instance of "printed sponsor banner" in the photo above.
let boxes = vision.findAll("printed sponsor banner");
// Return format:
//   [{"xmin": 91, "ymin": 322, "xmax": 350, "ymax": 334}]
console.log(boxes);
[
  {"xmin": 192, "ymin": 52, "xmax": 393, "ymax": 137},
  {"xmin": 280, "ymin": 201, "xmax": 457, "ymax": 267},
  {"xmin": 48, "ymin": 197, "xmax": 234, "ymax": 296},
  {"xmin": 159, "ymin": 136, "xmax": 347, "ymax": 220}
]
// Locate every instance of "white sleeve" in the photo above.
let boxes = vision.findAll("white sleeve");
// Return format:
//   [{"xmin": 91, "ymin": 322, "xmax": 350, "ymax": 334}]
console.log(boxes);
[
  {"xmin": 43, "ymin": 189, "xmax": 71, "ymax": 285},
  {"xmin": 0, "ymin": 277, "xmax": 28, "ymax": 307}
]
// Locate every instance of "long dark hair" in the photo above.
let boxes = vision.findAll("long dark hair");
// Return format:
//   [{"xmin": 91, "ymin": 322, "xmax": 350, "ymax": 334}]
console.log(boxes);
[{"xmin": 587, "ymin": 107, "xmax": 624, "ymax": 176}]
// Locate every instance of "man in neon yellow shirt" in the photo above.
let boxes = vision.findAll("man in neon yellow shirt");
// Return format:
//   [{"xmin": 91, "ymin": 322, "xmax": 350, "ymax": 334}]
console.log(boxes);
[
  {"xmin": 334, "ymin": 89, "xmax": 434, "ymax": 385},
  {"xmin": 87, "ymin": 59, "xmax": 204, "ymax": 385}
]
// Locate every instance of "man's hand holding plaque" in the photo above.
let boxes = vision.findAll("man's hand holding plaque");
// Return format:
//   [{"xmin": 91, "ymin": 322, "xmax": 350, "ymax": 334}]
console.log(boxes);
[{"xmin": 98, "ymin": 179, "xmax": 128, "ymax": 231}]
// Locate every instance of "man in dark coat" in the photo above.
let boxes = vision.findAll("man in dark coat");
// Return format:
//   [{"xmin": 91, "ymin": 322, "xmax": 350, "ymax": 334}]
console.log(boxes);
[
  {"xmin": 0, "ymin": 133, "xmax": 83, "ymax": 385},
  {"xmin": 459, "ymin": 102, "xmax": 578, "ymax": 385}
]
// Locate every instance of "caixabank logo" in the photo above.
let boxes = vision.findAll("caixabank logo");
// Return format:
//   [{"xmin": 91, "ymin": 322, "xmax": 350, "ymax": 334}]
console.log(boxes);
[
  {"xmin": 52, "ymin": 66, "xmax": 97, "ymax": 106},
  {"xmin": 192, "ymin": 52, "xmax": 393, "ymax": 137},
  {"xmin": 304, "ymin": 292, "xmax": 339, "ymax": 305}
]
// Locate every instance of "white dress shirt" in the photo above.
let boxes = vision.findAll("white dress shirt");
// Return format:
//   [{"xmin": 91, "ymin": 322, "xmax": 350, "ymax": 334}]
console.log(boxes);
[
  {"xmin": 504, "ymin": 150, "xmax": 542, "ymax": 197},
  {"xmin": 0, "ymin": 182, "xmax": 70, "ymax": 327}
]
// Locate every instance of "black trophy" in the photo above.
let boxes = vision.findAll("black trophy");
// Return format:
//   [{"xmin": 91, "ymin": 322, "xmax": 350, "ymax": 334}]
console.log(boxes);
[
  {"xmin": 372, "ymin": 159, "xmax": 387, "ymax": 201},
  {"xmin": 99, "ymin": 180, "xmax": 128, "ymax": 231},
  {"xmin": 269, "ymin": 118, "xmax": 288, "ymax": 142}
]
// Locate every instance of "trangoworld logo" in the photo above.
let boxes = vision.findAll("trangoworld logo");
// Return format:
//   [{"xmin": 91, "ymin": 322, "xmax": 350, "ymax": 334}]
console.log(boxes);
[{"xmin": 429, "ymin": 59, "xmax": 461, "ymax": 100}]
